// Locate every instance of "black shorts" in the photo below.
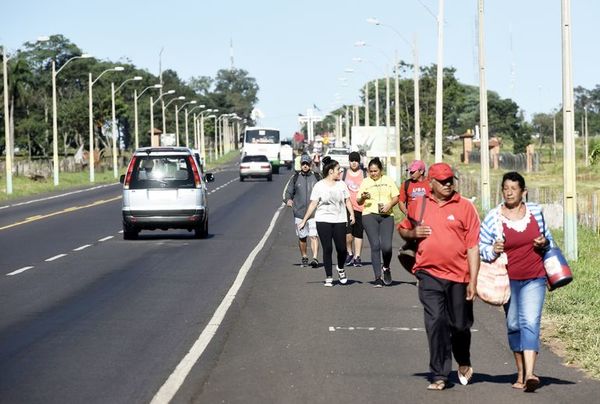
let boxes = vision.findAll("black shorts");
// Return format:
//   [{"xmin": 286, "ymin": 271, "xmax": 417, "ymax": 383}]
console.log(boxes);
[{"xmin": 346, "ymin": 210, "xmax": 364, "ymax": 238}]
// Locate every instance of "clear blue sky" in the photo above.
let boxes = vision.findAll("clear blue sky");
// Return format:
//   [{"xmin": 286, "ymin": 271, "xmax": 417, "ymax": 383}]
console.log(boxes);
[{"xmin": 2, "ymin": 0, "xmax": 598, "ymax": 137}]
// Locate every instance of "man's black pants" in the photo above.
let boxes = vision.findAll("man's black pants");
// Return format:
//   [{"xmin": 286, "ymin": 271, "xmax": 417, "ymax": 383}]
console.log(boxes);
[{"xmin": 416, "ymin": 270, "xmax": 474, "ymax": 382}]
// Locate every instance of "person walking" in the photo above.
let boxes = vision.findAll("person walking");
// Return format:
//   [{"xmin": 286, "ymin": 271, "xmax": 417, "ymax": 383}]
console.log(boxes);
[
  {"xmin": 298, "ymin": 156, "xmax": 354, "ymax": 287},
  {"xmin": 397, "ymin": 162, "xmax": 480, "ymax": 391},
  {"xmin": 357, "ymin": 157, "xmax": 399, "ymax": 287},
  {"xmin": 398, "ymin": 159, "xmax": 430, "ymax": 216},
  {"xmin": 480, "ymin": 171, "xmax": 554, "ymax": 393},
  {"xmin": 283, "ymin": 154, "xmax": 321, "ymax": 268},
  {"xmin": 343, "ymin": 151, "xmax": 367, "ymax": 267}
]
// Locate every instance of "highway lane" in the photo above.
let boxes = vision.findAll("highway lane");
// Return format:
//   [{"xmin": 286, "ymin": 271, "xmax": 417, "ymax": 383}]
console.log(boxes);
[{"xmin": 0, "ymin": 164, "xmax": 292, "ymax": 403}]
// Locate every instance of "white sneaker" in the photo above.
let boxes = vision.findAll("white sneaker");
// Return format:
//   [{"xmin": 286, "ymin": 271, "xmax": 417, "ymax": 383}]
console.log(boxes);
[
  {"xmin": 337, "ymin": 267, "xmax": 348, "ymax": 285},
  {"xmin": 324, "ymin": 278, "xmax": 334, "ymax": 287}
]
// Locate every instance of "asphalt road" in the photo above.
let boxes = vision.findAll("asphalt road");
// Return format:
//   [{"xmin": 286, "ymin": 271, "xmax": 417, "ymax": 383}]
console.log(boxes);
[{"xmin": 1, "ymin": 164, "xmax": 599, "ymax": 404}]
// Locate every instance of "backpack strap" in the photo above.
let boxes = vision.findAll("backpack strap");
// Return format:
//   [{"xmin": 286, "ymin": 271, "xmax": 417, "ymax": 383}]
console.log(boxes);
[{"xmin": 407, "ymin": 194, "xmax": 427, "ymax": 226}]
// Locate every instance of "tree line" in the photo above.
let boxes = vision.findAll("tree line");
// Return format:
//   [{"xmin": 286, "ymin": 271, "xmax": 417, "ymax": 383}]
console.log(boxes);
[
  {"xmin": 0, "ymin": 35, "xmax": 259, "ymax": 159},
  {"xmin": 317, "ymin": 62, "xmax": 599, "ymax": 157}
]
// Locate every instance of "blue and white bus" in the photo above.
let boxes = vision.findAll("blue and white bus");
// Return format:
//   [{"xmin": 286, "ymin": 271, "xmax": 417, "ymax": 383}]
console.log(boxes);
[{"xmin": 242, "ymin": 127, "xmax": 281, "ymax": 173}]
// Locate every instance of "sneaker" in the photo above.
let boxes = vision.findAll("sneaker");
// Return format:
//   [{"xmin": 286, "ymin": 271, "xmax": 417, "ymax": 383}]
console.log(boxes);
[
  {"xmin": 373, "ymin": 278, "xmax": 384, "ymax": 288},
  {"xmin": 310, "ymin": 258, "xmax": 319, "ymax": 268},
  {"xmin": 383, "ymin": 267, "xmax": 392, "ymax": 286},
  {"xmin": 324, "ymin": 278, "xmax": 334, "ymax": 287},
  {"xmin": 344, "ymin": 254, "xmax": 354, "ymax": 266},
  {"xmin": 353, "ymin": 257, "xmax": 362, "ymax": 267},
  {"xmin": 337, "ymin": 267, "xmax": 348, "ymax": 285},
  {"xmin": 301, "ymin": 257, "xmax": 309, "ymax": 267}
]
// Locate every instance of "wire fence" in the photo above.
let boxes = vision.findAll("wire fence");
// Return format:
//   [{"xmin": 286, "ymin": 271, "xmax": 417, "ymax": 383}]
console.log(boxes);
[{"xmin": 457, "ymin": 173, "xmax": 600, "ymax": 233}]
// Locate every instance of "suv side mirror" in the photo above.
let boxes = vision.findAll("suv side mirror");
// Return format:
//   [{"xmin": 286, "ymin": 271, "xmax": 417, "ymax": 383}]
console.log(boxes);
[
  {"xmin": 204, "ymin": 173, "xmax": 215, "ymax": 182},
  {"xmin": 119, "ymin": 174, "xmax": 125, "ymax": 184}
]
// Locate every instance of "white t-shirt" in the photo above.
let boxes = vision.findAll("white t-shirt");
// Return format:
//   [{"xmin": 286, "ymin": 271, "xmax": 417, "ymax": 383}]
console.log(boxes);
[{"xmin": 310, "ymin": 180, "xmax": 350, "ymax": 223}]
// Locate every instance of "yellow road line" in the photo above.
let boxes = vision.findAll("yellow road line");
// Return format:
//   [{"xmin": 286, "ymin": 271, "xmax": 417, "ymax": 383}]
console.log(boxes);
[{"xmin": 0, "ymin": 196, "xmax": 122, "ymax": 231}]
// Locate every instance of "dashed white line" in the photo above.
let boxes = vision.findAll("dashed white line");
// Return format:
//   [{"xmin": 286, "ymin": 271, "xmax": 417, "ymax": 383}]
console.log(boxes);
[
  {"xmin": 98, "ymin": 236, "xmax": 113, "ymax": 242},
  {"xmin": 73, "ymin": 244, "xmax": 92, "ymax": 251},
  {"xmin": 45, "ymin": 254, "xmax": 67, "ymax": 262},
  {"xmin": 7, "ymin": 266, "xmax": 34, "ymax": 276}
]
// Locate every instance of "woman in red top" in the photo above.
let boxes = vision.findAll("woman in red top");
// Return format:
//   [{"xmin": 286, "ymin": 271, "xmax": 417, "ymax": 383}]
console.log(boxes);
[{"xmin": 480, "ymin": 172, "xmax": 550, "ymax": 393}]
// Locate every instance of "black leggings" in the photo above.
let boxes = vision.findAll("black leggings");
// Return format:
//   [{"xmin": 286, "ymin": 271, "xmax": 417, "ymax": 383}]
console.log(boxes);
[
  {"xmin": 362, "ymin": 214, "xmax": 394, "ymax": 278},
  {"xmin": 316, "ymin": 222, "xmax": 347, "ymax": 277}
]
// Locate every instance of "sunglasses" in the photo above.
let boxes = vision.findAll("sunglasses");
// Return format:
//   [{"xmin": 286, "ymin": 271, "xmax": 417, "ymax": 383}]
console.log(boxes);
[
  {"xmin": 434, "ymin": 177, "xmax": 454, "ymax": 185},
  {"xmin": 301, "ymin": 162, "xmax": 311, "ymax": 166}
]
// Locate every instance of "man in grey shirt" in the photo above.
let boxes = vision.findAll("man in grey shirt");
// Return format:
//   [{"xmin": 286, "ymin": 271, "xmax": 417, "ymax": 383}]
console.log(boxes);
[{"xmin": 283, "ymin": 154, "xmax": 321, "ymax": 267}]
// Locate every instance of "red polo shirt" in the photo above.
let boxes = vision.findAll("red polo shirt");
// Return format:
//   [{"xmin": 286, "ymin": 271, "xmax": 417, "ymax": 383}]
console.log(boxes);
[{"xmin": 398, "ymin": 192, "xmax": 480, "ymax": 283}]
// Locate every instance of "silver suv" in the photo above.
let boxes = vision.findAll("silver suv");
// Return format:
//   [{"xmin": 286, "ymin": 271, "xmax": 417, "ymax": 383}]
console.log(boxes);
[{"xmin": 120, "ymin": 147, "xmax": 214, "ymax": 239}]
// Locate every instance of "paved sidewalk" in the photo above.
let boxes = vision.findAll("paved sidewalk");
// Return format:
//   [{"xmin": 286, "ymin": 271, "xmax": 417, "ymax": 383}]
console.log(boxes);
[{"xmin": 191, "ymin": 208, "xmax": 599, "ymax": 404}]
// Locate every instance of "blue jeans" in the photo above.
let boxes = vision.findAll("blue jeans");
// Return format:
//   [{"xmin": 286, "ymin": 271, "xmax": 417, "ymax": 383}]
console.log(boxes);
[{"xmin": 504, "ymin": 277, "xmax": 546, "ymax": 352}]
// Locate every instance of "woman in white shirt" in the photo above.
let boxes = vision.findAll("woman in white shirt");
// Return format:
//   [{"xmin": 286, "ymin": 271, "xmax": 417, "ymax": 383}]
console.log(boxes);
[{"xmin": 299, "ymin": 157, "xmax": 355, "ymax": 286}]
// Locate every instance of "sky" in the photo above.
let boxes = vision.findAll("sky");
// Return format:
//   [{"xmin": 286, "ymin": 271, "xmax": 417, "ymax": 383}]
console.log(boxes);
[{"xmin": 2, "ymin": 0, "xmax": 599, "ymax": 138}]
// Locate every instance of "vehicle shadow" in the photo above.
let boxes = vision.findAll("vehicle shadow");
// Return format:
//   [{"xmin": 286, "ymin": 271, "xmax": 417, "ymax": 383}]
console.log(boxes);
[{"xmin": 133, "ymin": 232, "xmax": 215, "ymax": 240}]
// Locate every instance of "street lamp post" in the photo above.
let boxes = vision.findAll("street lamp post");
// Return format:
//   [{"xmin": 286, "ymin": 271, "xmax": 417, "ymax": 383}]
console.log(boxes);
[
  {"xmin": 88, "ymin": 66, "xmax": 124, "ymax": 182},
  {"xmin": 175, "ymin": 100, "xmax": 196, "ymax": 147},
  {"xmin": 477, "ymin": 0, "xmax": 491, "ymax": 212},
  {"xmin": 2, "ymin": 46, "xmax": 12, "ymax": 194},
  {"xmin": 134, "ymin": 84, "xmax": 161, "ymax": 149},
  {"xmin": 51, "ymin": 53, "xmax": 92, "ymax": 185},
  {"xmin": 111, "ymin": 76, "xmax": 142, "ymax": 177},
  {"xmin": 164, "ymin": 96, "xmax": 185, "ymax": 145},
  {"xmin": 187, "ymin": 104, "xmax": 206, "ymax": 149},
  {"xmin": 434, "ymin": 0, "xmax": 445, "ymax": 162},
  {"xmin": 149, "ymin": 90, "xmax": 175, "ymax": 147}
]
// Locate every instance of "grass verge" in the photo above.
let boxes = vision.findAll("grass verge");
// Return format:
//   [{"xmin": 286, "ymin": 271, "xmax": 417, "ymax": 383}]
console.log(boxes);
[{"xmin": 542, "ymin": 226, "xmax": 600, "ymax": 378}]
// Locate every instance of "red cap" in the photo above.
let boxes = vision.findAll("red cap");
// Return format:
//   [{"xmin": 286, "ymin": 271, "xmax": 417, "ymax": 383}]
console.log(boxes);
[
  {"xmin": 428, "ymin": 162, "xmax": 455, "ymax": 181},
  {"xmin": 407, "ymin": 160, "xmax": 425, "ymax": 173}
]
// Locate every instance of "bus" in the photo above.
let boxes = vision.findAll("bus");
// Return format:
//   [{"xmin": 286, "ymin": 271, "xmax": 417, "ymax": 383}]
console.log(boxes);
[{"xmin": 242, "ymin": 127, "xmax": 281, "ymax": 174}]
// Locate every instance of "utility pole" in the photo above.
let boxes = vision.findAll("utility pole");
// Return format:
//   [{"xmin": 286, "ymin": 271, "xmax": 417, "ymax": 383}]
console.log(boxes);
[
  {"xmin": 478, "ymin": 0, "xmax": 491, "ymax": 212},
  {"xmin": 434, "ymin": 0, "xmax": 445, "ymax": 162},
  {"xmin": 561, "ymin": 0, "xmax": 578, "ymax": 261}
]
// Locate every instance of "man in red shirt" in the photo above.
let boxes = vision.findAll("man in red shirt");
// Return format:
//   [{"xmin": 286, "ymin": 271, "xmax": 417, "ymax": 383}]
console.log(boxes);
[
  {"xmin": 399, "ymin": 160, "xmax": 430, "ymax": 216},
  {"xmin": 397, "ymin": 162, "xmax": 480, "ymax": 391}
]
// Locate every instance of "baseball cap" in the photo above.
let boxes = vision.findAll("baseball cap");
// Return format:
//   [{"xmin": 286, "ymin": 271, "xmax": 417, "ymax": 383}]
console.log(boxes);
[
  {"xmin": 427, "ymin": 162, "xmax": 456, "ymax": 181},
  {"xmin": 407, "ymin": 160, "xmax": 425, "ymax": 173},
  {"xmin": 348, "ymin": 151, "xmax": 361, "ymax": 162},
  {"xmin": 300, "ymin": 154, "xmax": 312, "ymax": 164}
]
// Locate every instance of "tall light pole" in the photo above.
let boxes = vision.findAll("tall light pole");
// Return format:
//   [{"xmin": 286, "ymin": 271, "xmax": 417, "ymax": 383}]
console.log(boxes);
[
  {"xmin": 88, "ymin": 66, "xmax": 124, "ymax": 182},
  {"xmin": 198, "ymin": 109, "xmax": 213, "ymax": 161},
  {"xmin": 187, "ymin": 104, "xmax": 206, "ymax": 149},
  {"xmin": 174, "ymin": 99, "xmax": 195, "ymax": 146},
  {"xmin": 134, "ymin": 84, "xmax": 161, "ymax": 149},
  {"xmin": 51, "ymin": 53, "xmax": 92, "ymax": 185},
  {"xmin": 477, "ymin": 0, "xmax": 491, "ymax": 212},
  {"xmin": 2, "ymin": 45, "xmax": 12, "ymax": 194},
  {"xmin": 434, "ymin": 0, "xmax": 445, "ymax": 162},
  {"xmin": 111, "ymin": 76, "xmax": 142, "ymax": 177},
  {"xmin": 150, "ymin": 90, "xmax": 176, "ymax": 146},
  {"xmin": 162, "ymin": 95, "xmax": 184, "ymax": 136},
  {"xmin": 561, "ymin": 0, "xmax": 578, "ymax": 260}
]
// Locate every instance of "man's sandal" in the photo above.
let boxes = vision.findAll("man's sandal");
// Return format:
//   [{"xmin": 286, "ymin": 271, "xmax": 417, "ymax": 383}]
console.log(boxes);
[{"xmin": 427, "ymin": 380, "xmax": 446, "ymax": 391}]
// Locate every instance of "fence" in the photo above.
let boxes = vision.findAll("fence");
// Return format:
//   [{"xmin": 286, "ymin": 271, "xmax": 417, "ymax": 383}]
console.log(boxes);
[
  {"xmin": 458, "ymin": 172, "xmax": 600, "ymax": 233},
  {"xmin": 466, "ymin": 150, "xmax": 540, "ymax": 172},
  {"xmin": 0, "ymin": 156, "xmax": 121, "ymax": 179}
]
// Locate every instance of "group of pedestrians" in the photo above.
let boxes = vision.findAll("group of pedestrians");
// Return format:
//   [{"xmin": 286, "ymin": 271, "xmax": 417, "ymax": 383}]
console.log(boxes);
[{"xmin": 284, "ymin": 152, "xmax": 554, "ymax": 393}]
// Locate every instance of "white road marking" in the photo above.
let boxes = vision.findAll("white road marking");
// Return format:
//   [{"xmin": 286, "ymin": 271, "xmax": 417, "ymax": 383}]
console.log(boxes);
[
  {"xmin": 98, "ymin": 236, "xmax": 113, "ymax": 242},
  {"xmin": 73, "ymin": 244, "xmax": 92, "ymax": 251},
  {"xmin": 45, "ymin": 254, "xmax": 67, "ymax": 262},
  {"xmin": 150, "ymin": 205, "xmax": 284, "ymax": 404},
  {"xmin": 329, "ymin": 326, "xmax": 479, "ymax": 333},
  {"xmin": 7, "ymin": 266, "xmax": 34, "ymax": 276}
]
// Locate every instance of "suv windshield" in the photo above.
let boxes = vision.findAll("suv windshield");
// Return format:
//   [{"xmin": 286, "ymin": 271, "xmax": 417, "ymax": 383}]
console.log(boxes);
[
  {"xmin": 242, "ymin": 155, "xmax": 269, "ymax": 163},
  {"xmin": 129, "ymin": 155, "xmax": 195, "ymax": 189}
]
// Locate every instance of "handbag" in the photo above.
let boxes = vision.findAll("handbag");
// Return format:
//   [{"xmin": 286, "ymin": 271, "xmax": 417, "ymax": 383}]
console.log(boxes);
[
  {"xmin": 477, "ymin": 252, "xmax": 511, "ymax": 306},
  {"xmin": 541, "ymin": 213, "xmax": 573, "ymax": 291},
  {"xmin": 397, "ymin": 195, "xmax": 427, "ymax": 273},
  {"xmin": 477, "ymin": 216, "xmax": 510, "ymax": 306}
]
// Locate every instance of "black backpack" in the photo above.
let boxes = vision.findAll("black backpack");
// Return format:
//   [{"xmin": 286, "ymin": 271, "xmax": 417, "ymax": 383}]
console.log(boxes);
[{"xmin": 292, "ymin": 171, "xmax": 322, "ymax": 187}]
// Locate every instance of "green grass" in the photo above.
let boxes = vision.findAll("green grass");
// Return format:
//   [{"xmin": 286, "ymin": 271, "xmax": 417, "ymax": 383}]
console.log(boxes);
[
  {"xmin": 1, "ymin": 169, "xmax": 118, "ymax": 202},
  {"xmin": 542, "ymin": 227, "xmax": 600, "ymax": 378}
]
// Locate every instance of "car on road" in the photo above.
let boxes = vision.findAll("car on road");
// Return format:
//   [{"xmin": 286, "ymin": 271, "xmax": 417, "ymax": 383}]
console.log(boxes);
[
  {"xmin": 324, "ymin": 147, "xmax": 350, "ymax": 168},
  {"xmin": 239, "ymin": 155, "xmax": 272, "ymax": 181},
  {"xmin": 120, "ymin": 147, "xmax": 215, "ymax": 240}
]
